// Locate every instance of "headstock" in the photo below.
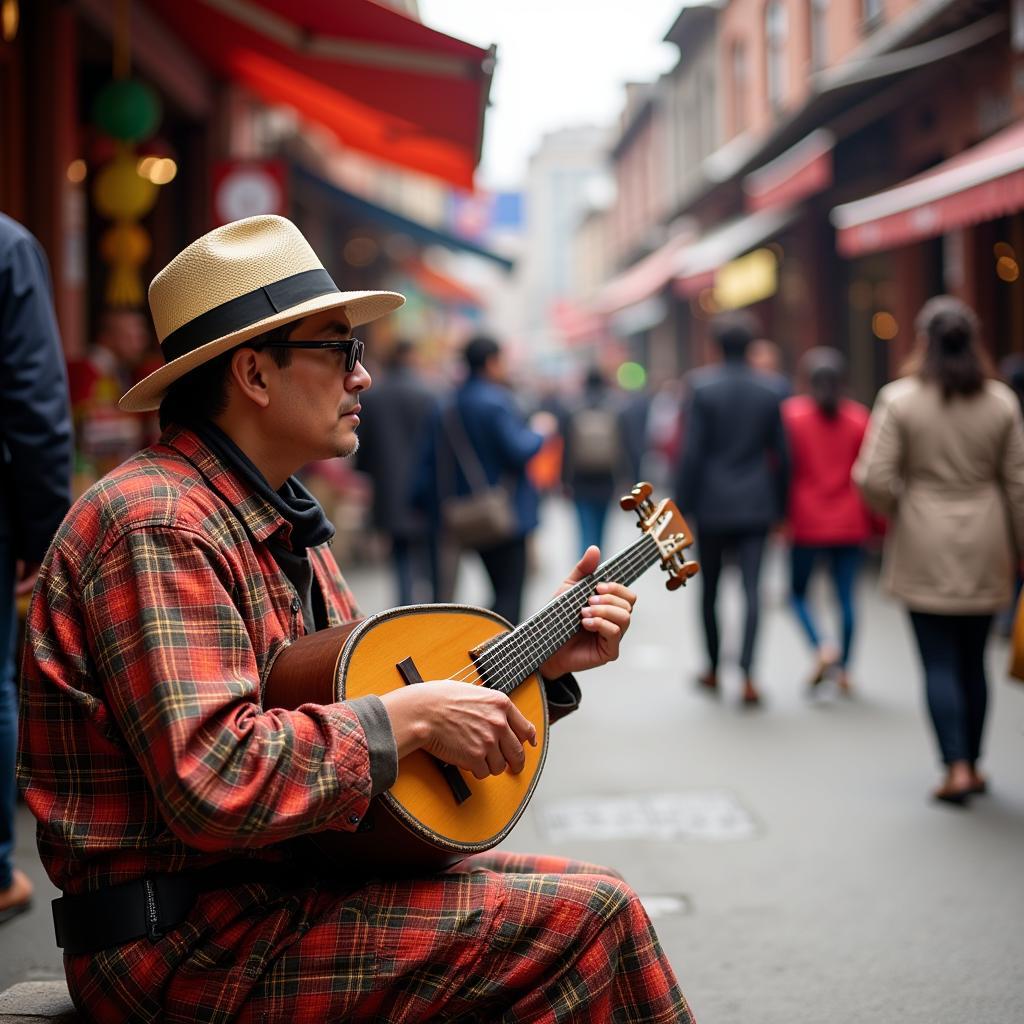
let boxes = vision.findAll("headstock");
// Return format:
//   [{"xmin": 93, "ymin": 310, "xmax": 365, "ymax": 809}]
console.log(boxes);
[{"xmin": 620, "ymin": 482, "xmax": 700, "ymax": 591}]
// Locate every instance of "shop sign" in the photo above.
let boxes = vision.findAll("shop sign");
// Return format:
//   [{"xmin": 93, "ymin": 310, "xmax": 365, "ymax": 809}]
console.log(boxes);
[
  {"xmin": 211, "ymin": 161, "xmax": 287, "ymax": 226},
  {"xmin": 713, "ymin": 247, "xmax": 778, "ymax": 310}
]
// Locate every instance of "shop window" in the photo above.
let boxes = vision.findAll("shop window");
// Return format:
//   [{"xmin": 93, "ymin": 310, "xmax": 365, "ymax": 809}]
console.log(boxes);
[
  {"xmin": 731, "ymin": 40, "xmax": 749, "ymax": 135},
  {"xmin": 861, "ymin": 0, "xmax": 883, "ymax": 31},
  {"xmin": 765, "ymin": 2, "xmax": 788, "ymax": 110},
  {"xmin": 809, "ymin": 0, "xmax": 828, "ymax": 71}
]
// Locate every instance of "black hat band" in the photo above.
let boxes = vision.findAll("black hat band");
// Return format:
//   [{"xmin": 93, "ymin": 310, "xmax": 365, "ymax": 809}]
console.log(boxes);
[{"xmin": 160, "ymin": 268, "xmax": 339, "ymax": 363}]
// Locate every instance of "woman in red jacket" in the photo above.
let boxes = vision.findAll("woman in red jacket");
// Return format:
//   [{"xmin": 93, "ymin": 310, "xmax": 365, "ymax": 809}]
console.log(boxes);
[{"xmin": 782, "ymin": 348, "xmax": 872, "ymax": 693}]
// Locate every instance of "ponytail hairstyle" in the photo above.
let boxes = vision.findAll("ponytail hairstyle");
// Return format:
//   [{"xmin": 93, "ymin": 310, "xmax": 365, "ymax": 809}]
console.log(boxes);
[
  {"xmin": 908, "ymin": 295, "xmax": 989, "ymax": 401},
  {"xmin": 799, "ymin": 346, "xmax": 845, "ymax": 420}
]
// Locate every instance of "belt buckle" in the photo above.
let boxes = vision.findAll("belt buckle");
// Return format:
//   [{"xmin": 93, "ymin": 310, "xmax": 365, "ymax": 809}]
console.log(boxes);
[{"xmin": 143, "ymin": 879, "xmax": 165, "ymax": 941}]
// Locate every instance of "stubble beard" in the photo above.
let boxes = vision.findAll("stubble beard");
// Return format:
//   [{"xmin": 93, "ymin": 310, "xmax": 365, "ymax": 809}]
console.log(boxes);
[{"xmin": 335, "ymin": 434, "xmax": 359, "ymax": 459}]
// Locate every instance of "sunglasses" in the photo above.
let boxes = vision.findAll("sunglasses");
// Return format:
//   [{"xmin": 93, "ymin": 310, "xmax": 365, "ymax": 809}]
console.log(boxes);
[{"xmin": 260, "ymin": 338, "xmax": 364, "ymax": 373}]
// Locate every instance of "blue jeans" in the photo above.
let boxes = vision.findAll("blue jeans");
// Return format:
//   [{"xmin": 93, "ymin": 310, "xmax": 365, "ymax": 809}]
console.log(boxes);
[
  {"xmin": 789, "ymin": 545, "xmax": 863, "ymax": 667},
  {"xmin": 574, "ymin": 498, "xmax": 609, "ymax": 556},
  {"xmin": 908, "ymin": 611, "xmax": 991, "ymax": 766},
  {"xmin": 0, "ymin": 540, "xmax": 17, "ymax": 890}
]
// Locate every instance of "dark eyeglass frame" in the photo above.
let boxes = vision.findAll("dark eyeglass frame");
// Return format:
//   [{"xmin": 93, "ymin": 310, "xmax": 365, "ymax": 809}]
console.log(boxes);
[{"xmin": 260, "ymin": 338, "xmax": 364, "ymax": 372}]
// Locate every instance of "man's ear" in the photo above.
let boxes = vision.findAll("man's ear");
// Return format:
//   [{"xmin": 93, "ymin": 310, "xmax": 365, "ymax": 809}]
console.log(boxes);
[{"xmin": 228, "ymin": 347, "xmax": 272, "ymax": 409}]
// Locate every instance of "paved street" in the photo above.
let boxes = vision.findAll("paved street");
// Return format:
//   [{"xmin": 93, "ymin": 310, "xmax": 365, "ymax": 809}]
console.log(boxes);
[{"xmin": 3, "ymin": 495, "xmax": 1024, "ymax": 1022}]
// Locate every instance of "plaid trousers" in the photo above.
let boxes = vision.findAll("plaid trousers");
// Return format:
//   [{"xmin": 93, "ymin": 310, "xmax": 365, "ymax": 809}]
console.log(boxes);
[{"xmin": 66, "ymin": 851, "xmax": 694, "ymax": 1023}]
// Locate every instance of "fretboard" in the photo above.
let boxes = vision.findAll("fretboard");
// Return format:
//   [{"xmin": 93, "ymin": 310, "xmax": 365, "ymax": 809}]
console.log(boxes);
[{"xmin": 473, "ymin": 532, "xmax": 661, "ymax": 694}]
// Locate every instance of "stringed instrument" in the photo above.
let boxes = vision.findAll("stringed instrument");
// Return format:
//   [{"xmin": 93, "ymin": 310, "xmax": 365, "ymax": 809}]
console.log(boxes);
[{"xmin": 264, "ymin": 483, "xmax": 698, "ymax": 871}]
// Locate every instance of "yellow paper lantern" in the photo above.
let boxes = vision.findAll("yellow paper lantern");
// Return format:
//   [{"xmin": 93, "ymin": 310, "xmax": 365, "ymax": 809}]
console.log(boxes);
[
  {"xmin": 100, "ymin": 221, "xmax": 151, "ymax": 307},
  {"xmin": 93, "ymin": 150, "xmax": 158, "ymax": 221}
]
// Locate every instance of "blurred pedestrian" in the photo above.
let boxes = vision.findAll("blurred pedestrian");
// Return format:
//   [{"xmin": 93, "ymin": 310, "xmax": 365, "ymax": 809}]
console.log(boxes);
[
  {"xmin": 431, "ymin": 335, "xmax": 549, "ymax": 624},
  {"xmin": 356, "ymin": 339, "xmax": 441, "ymax": 605},
  {"xmin": 854, "ymin": 296, "xmax": 1024, "ymax": 805},
  {"xmin": 619, "ymin": 384, "xmax": 651, "ymax": 484},
  {"xmin": 562, "ymin": 366, "xmax": 624, "ymax": 555},
  {"xmin": 748, "ymin": 338, "xmax": 792, "ymax": 399},
  {"xmin": 644, "ymin": 376, "xmax": 685, "ymax": 489},
  {"xmin": 998, "ymin": 352, "xmax": 1024, "ymax": 414},
  {"xmin": 524, "ymin": 380, "xmax": 566, "ymax": 498},
  {"xmin": 0, "ymin": 213, "xmax": 72, "ymax": 923},
  {"xmin": 782, "ymin": 348, "xmax": 871, "ymax": 695},
  {"xmin": 67, "ymin": 307, "xmax": 156, "ymax": 486},
  {"xmin": 995, "ymin": 353, "xmax": 1024, "ymax": 636},
  {"xmin": 675, "ymin": 311, "xmax": 789, "ymax": 705}
]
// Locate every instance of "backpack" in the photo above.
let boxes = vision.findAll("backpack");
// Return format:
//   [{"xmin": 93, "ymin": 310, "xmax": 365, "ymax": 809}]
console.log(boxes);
[{"xmin": 569, "ymin": 406, "xmax": 620, "ymax": 474}]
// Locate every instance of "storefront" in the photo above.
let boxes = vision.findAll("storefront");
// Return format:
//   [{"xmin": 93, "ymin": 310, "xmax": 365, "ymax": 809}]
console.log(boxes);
[{"xmin": 833, "ymin": 117, "xmax": 1024, "ymax": 376}]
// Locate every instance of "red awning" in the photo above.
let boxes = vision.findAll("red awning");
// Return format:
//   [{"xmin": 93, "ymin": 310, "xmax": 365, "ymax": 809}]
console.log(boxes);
[
  {"xmin": 832, "ymin": 119, "xmax": 1024, "ymax": 258},
  {"xmin": 146, "ymin": 0, "xmax": 494, "ymax": 189},
  {"xmin": 551, "ymin": 299, "xmax": 605, "ymax": 345},
  {"xmin": 744, "ymin": 129, "xmax": 833, "ymax": 213},
  {"xmin": 594, "ymin": 232, "xmax": 692, "ymax": 315}
]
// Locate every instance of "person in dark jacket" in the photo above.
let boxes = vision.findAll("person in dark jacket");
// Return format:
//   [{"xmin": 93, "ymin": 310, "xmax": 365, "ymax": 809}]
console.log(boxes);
[
  {"xmin": 0, "ymin": 214, "xmax": 72, "ymax": 923},
  {"xmin": 356, "ymin": 339, "xmax": 441, "ymax": 604},
  {"xmin": 675, "ymin": 311, "xmax": 790, "ymax": 705},
  {"xmin": 426, "ymin": 335, "xmax": 549, "ymax": 624}
]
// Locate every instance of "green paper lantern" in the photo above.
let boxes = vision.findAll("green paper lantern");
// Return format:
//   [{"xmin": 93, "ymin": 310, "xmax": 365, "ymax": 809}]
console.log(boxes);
[{"xmin": 92, "ymin": 78, "xmax": 161, "ymax": 143}]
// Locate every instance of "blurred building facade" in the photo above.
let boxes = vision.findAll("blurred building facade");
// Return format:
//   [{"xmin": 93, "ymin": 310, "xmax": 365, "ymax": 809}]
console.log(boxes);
[
  {"xmin": 0, "ymin": 0, "xmax": 508, "ymax": 560},
  {"xmin": 567, "ymin": 0, "xmax": 1024, "ymax": 402},
  {"xmin": 0, "ymin": 0, "xmax": 503, "ymax": 371}
]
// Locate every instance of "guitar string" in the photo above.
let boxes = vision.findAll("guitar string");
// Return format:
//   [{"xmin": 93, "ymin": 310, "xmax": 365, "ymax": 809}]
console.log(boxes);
[
  {"xmin": 437, "ymin": 533, "xmax": 663, "ymax": 690},
  {"xmin": 443, "ymin": 534, "xmax": 656, "ymax": 686},
  {"xmin": 484, "ymin": 534, "xmax": 662, "ymax": 693},
  {"xmin": 455, "ymin": 534, "xmax": 660, "ymax": 690}
]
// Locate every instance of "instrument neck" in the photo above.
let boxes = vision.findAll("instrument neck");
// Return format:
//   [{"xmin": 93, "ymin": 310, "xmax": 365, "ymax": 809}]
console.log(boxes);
[{"xmin": 474, "ymin": 532, "xmax": 661, "ymax": 694}]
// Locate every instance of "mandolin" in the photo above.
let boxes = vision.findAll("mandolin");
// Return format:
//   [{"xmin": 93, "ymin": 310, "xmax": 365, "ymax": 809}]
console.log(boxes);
[{"xmin": 264, "ymin": 483, "xmax": 698, "ymax": 871}]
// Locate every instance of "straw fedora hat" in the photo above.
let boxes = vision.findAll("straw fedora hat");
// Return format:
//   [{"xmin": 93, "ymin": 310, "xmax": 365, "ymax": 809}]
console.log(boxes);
[{"xmin": 119, "ymin": 215, "xmax": 405, "ymax": 412}]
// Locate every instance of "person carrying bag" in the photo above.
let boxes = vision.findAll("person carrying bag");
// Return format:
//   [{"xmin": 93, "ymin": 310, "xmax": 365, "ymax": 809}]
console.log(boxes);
[{"xmin": 440, "ymin": 403, "xmax": 517, "ymax": 550}]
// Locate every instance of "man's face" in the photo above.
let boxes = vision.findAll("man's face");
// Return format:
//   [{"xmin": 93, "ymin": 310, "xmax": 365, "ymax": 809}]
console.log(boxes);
[
  {"xmin": 485, "ymin": 350, "xmax": 509, "ymax": 385},
  {"xmin": 264, "ymin": 308, "xmax": 371, "ymax": 461}
]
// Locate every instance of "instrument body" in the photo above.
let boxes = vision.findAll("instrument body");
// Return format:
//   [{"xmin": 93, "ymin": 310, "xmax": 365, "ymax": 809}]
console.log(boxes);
[
  {"xmin": 264, "ymin": 483, "xmax": 698, "ymax": 871},
  {"xmin": 265, "ymin": 604, "xmax": 547, "ymax": 870}
]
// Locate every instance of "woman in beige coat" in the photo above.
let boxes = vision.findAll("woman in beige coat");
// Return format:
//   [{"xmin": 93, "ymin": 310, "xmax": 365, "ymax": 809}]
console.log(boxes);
[{"xmin": 854, "ymin": 296, "xmax": 1024, "ymax": 805}]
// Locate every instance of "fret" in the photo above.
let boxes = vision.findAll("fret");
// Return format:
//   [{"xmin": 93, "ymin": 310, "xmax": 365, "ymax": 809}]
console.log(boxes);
[{"xmin": 475, "ymin": 533, "xmax": 661, "ymax": 693}]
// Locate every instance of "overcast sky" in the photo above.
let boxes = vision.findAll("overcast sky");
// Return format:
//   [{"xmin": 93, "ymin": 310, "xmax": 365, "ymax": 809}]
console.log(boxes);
[{"xmin": 418, "ymin": 0, "xmax": 685, "ymax": 190}]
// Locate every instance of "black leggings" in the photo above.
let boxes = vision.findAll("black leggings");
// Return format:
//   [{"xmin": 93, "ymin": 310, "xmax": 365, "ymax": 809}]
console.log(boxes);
[
  {"xmin": 698, "ymin": 530, "xmax": 768, "ymax": 674},
  {"xmin": 908, "ymin": 611, "xmax": 991, "ymax": 766}
]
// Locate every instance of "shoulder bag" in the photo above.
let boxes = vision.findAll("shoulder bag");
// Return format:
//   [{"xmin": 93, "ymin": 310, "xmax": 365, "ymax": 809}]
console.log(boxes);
[{"xmin": 440, "ymin": 405, "xmax": 517, "ymax": 550}]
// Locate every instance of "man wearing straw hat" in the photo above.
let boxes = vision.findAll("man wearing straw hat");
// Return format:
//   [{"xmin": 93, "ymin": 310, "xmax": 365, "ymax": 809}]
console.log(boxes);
[{"xmin": 18, "ymin": 216, "xmax": 692, "ymax": 1023}]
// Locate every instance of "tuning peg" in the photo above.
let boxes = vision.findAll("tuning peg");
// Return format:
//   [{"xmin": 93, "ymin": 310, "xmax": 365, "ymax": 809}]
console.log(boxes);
[
  {"xmin": 665, "ymin": 560, "xmax": 700, "ymax": 591},
  {"xmin": 619, "ymin": 482, "xmax": 653, "ymax": 512}
]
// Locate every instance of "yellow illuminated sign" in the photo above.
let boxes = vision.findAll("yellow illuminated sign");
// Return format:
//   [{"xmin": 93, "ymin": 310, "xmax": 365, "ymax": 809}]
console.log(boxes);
[{"xmin": 713, "ymin": 248, "xmax": 778, "ymax": 310}]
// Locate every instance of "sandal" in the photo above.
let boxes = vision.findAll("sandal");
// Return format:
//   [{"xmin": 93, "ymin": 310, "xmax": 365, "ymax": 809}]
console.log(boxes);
[{"xmin": 0, "ymin": 868, "xmax": 33, "ymax": 925}]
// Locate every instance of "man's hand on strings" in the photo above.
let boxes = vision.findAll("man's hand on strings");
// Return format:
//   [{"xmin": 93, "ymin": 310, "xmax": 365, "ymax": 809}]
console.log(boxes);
[{"xmin": 539, "ymin": 546, "xmax": 636, "ymax": 679}]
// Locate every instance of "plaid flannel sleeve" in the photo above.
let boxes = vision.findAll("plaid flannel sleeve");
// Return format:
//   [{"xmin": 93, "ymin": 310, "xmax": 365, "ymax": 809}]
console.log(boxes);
[{"xmin": 83, "ymin": 525, "xmax": 373, "ymax": 851}]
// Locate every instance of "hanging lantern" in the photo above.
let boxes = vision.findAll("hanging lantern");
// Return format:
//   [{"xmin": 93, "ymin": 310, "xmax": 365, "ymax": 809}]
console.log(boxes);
[
  {"xmin": 92, "ymin": 78, "xmax": 161, "ymax": 143},
  {"xmin": 89, "ymin": 3, "xmax": 166, "ymax": 311},
  {"xmin": 99, "ymin": 221, "xmax": 151, "ymax": 308},
  {"xmin": 93, "ymin": 149, "xmax": 158, "ymax": 221}
]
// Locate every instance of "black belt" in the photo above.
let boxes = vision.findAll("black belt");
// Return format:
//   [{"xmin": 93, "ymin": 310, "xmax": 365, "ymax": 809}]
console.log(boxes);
[{"xmin": 53, "ymin": 860, "xmax": 295, "ymax": 956}]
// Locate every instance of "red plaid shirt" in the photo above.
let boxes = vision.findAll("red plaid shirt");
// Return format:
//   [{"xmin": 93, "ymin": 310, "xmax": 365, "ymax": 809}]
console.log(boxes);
[{"xmin": 18, "ymin": 426, "xmax": 369, "ymax": 894}]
